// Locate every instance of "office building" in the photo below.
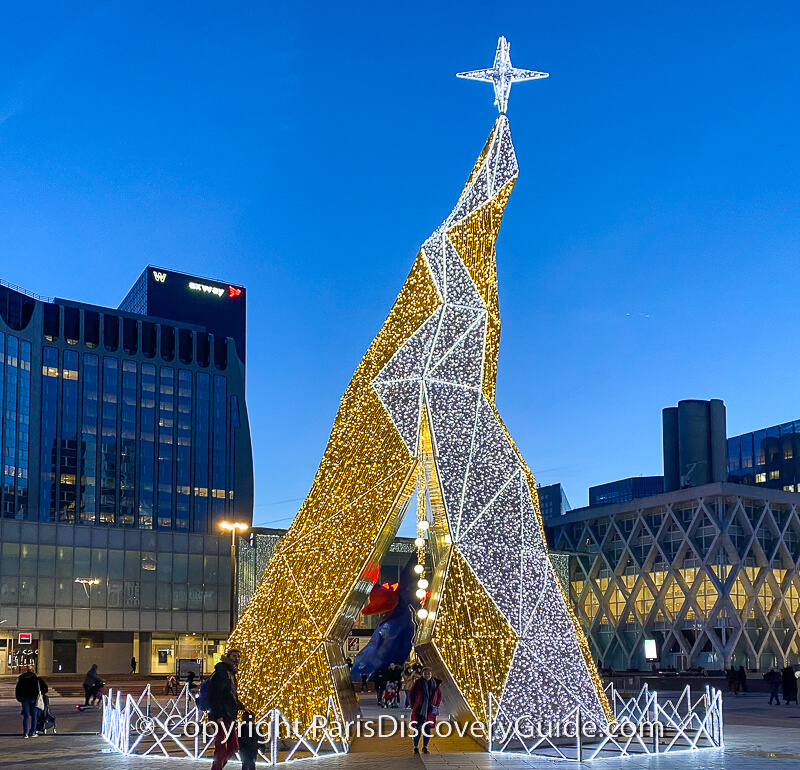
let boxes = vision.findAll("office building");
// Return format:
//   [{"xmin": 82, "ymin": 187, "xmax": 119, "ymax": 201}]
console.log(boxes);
[
  {"xmin": 589, "ymin": 476, "xmax": 664, "ymax": 507},
  {"xmin": 728, "ymin": 420, "xmax": 800, "ymax": 492},
  {"xmin": 545, "ymin": 398, "xmax": 800, "ymax": 672},
  {"xmin": 546, "ymin": 483, "xmax": 800, "ymax": 672},
  {"xmin": 0, "ymin": 270, "xmax": 253, "ymax": 676},
  {"xmin": 119, "ymin": 266, "xmax": 247, "ymax": 367},
  {"xmin": 538, "ymin": 483, "xmax": 571, "ymax": 518}
]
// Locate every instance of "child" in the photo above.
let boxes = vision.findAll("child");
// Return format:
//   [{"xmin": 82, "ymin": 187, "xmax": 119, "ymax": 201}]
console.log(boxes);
[
  {"xmin": 238, "ymin": 711, "xmax": 266, "ymax": 770},
  {"xmin": 90, "ymin": 681, "xmax": 105, "ymax": 706}
]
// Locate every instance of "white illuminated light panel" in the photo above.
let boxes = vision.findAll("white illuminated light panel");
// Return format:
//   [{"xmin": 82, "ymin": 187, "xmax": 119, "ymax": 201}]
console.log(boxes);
[{"xmin": 457, "ymin": 36, "xmax": 549, "ymax": 114}]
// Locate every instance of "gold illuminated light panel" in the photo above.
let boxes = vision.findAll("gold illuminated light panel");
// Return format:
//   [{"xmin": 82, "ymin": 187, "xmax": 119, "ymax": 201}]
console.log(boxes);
[{"xmin": 229, "ymin": 115, "xmax": 609, "ymax": 732}]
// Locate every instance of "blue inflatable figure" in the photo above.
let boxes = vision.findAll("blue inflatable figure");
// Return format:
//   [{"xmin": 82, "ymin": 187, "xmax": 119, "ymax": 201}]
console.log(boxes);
[{"xmin": 351, "ymin": 556, "xmax": 418, "ymax": 683}]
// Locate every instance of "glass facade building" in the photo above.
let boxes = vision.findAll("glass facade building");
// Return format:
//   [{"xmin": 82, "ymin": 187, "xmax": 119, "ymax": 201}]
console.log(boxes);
[
  {"xmin": 0, "ymin": 277, "xmax": 252, "ymax": 530},
  {"xmin": 538, "ymin": 482, "xmax": 571, "ymax": 518},
  {"xmin": 589, "ymin": 476, "xmax": 665, "ymax": 507},
  {"xmin": 0, "ymin": 272, "xmax": 253, "ymax": 675},
  {"xmin": 728, "ymin": 420, "xmax": 800, "ymax": 492}
]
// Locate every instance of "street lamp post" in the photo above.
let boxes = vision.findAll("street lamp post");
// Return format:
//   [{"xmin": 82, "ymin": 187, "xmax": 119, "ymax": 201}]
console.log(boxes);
[{"xmin": 220, "ymin": 521, "xmax": 249, "ymax": 633}]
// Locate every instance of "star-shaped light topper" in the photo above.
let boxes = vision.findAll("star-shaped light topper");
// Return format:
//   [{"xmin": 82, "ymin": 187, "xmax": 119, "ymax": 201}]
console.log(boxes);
[{"xmin": 457, "ymin": 36, "xmax": 548, "ymax": 114}]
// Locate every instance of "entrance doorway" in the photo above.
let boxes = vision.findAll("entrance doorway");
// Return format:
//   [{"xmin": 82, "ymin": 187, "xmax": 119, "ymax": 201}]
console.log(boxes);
[{"xmin": 52, "ymin": 639, "xmax": 77, "ymax": 673}]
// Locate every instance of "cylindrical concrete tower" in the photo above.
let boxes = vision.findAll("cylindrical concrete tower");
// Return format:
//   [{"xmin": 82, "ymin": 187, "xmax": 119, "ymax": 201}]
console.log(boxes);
[
  {"xmin": 662, "ymin": 407, "xmax": 680, "ymax": 493},
  {"xmin": 662, "ymin": 399, "xmax": 727, "ymax": 492}
]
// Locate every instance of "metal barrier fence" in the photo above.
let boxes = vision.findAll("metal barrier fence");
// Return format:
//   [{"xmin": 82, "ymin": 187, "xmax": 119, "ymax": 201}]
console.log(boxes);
[
  {"xmin": 101, "ymin": 683, "xmax": 348, "ymax": 764},
  {"xmin": 102, "ymin": 681, "xmax": 722, "ymax": 764},
  {"xmin": 488, "ymin": 682, "xmax": 723, "ymax": 761}
]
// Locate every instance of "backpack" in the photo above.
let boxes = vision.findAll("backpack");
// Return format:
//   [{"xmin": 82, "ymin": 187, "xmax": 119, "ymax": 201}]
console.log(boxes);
[{"xmin": 196, "ymin": 677, "xmax": 212, "ymax": 712}]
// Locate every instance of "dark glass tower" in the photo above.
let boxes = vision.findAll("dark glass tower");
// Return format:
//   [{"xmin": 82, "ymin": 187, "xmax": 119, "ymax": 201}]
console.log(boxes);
[
  {"xmin": 728, "ymin": 420, "xmax": 800, "ymax": 491},
  {"xmin": 119, "ymin": 267, "xmax": 247, "ymax": 366},
  {"xmin": 0, "ymin": 274, "xmax": 253, "ymax": 532}
]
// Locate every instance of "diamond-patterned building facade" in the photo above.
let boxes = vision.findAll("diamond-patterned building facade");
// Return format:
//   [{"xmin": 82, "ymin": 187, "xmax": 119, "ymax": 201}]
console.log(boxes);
[{"xmin": 546, "ymin": 482, "xmax": 800, "ymax": 671}]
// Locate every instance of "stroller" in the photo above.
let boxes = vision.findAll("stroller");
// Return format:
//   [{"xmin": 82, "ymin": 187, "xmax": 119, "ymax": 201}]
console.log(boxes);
[
  {"xmin": 383, "ymin": 681, "xmax": 400, "ymax": 708},
  {"xmin": 37, "ymin": 694, "xmax": 57, "ymax": 734}
]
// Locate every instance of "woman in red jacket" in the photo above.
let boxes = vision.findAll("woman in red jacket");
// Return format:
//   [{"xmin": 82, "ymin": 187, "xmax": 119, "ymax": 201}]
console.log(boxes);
[{"xmin": 408, "ymin": 668, "xmax": 442, "ymax": 754}]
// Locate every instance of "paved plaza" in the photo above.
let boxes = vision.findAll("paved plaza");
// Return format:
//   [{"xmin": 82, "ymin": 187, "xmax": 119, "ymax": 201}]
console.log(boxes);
[{"xmin": 0, "ymin": 689, "xmax": 798, "ymax": 769}]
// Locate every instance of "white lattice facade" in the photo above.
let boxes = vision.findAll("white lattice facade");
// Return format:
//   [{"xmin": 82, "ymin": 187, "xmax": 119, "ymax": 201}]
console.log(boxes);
[{"xmin": 546, "ymin": 482, "xmax": 800, "ymax": 671}]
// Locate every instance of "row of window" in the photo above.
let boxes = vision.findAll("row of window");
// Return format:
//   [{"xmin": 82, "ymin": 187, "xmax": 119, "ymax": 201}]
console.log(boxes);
[
  {"xmin": 0, "ymin": 578, "xmax": 227, "ymax": 612},
  {"xmin": 42, "ymin": 303, "xmax": 231, "ymax": 369},
  {"xmin": 728, "ymin": 424, "xmax": 800, "ymax": 472}
]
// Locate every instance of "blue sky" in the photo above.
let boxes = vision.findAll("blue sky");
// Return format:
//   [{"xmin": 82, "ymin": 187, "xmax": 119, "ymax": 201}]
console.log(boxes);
[{"xmin": 1, "ymin": 2, "xmax": 799, "ymax": 532}]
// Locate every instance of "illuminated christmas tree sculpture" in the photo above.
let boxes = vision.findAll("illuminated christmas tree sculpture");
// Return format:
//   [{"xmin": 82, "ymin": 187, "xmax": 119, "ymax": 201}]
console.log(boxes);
[{"xmin": 229, "ymin": 37, "xmax": 609, "ymax": 736}]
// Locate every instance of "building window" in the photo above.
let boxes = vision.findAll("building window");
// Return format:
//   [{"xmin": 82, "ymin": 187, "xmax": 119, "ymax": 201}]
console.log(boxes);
[
  {"xmin": 138, "ymin": 363, "xmax": 156, "ymax": 529},
  {"xmin": 193, "ymin": 372, "xmax": 210, "ymax": 533},
  {"xmin": 157, "ymin": 367, "xmax": 175, "ymax": 530},
  {"xmin": 769, "ymin": 470, "xmax": 780, "ymax": 481},
  {"xmin": 16, "ymin": 341, "xmax": 31, "ymax": 518},
  {"xmin": 755, "ymin": 473, "xmax": 767, "ymax": 484},
  {"xmin": 59, "ymin": 350, "xmax": 79, "ymax": 522},
  {"xmin": 100, "ymin": 357, "xmax": 118, "ymax": 524},
  {"xmin": 3, "ymin": 335, "xmax": 17, "ymax": 518},
  {"xmin": 175, "ymin": 370, "xmax": 192, "ymax": 531},
  {"xmin": 38, "ymin": 346, "xmax": 59, "ymax": 521},
  {"xmin": 228, "ymin": 395, "xmax": 239, "ymax": 512},
  {"xmin": 120, "ymin": 360, "xmax": 137, "ymax": 526},
  {"xmin": 81, "ymin": 354, "xmax": 99, "ymax": 524},
  {"xmin": 211, "ymin": 376, "xmax": 227, "ymax": 529}
]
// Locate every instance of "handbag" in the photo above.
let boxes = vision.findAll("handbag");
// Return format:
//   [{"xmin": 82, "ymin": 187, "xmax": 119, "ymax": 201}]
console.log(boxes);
[{"xmin": 35, "ymin": 681, "xmax": 45, "ymax": 712}]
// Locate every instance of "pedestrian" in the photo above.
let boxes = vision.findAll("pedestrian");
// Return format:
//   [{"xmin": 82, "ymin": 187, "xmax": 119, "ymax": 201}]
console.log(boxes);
[
  {"xmin": 782, "ymin": 665, "xmax": 797, "ymax": 704},
  {"xmin": 409, "ymin": 667, "xmax": 442, "ymax": 755},
  {"xmin": 764, "ymin": 667, "xmax": 781, "ymax": 705},
  {"xmin": 238, "ymin": 711, "xmax": 265, "ymax": 770},
  {"xmin": 373, "ymin": 666, "xmax": 387, "ymax": 707},
  {"xmin": 131, "ymin": 656, "xmax": 137, "ymax": 674},
  {"xmin": 186, "ymin": 670, "xmax": 199, "ymax": 694},
  {"xmin": 207, "ymin": 649, "xmax": 246, "ymax": 770},
  {"xmin": 736, "ymin": 665, "xmax": 748, "ymax": 694},
  {"xmin": 401, "ymin": 664, "xmax": 419, "ymax": 709},
  {"xmin": 15, "ymin": 665, "xmax": 47, "ymax": 738},
  {"xmin": 360, "ymin": 672, "xmax": 369, "ymax": 693},
  {"xmin": 165, "ymin": 674, "xmax": 178, "ymax": 695},
  {"xmin": 387, "ymin": 662, "xmax": 402, "ymax": 691},
  {"xmin": 83, "ymin": 664, "xmax": 100, "ymax": 706}
]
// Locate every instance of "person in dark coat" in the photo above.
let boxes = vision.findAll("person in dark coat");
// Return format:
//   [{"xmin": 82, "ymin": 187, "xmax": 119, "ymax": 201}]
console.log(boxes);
[
  {"xmin": 208, "ymin": 649, "xmax": 246, "ymax": 770},
  {"xmin": 15, "ymin": 665, "xmax": 47, "ymax": 738},
  {"xmin": 83, "ymin": 664, "xmax": 100, "ymax": 706},
  {"xmin": 736, "ymin": 665, "xmax": 748, "ymax": 694},
  {"xmin": 409, "ymin": 668, "xmax": 442, "ymax": 755},
  {"xmin": 131, "ymin": 656, "xmax": 137, "ymax": 674},
  {"xmin": 782, "ymin": 666, "xmax": 797, "ymax": 704},
  {"xmin": 373, "ymin": 667, "xmax": 388, "ymax": 707},
  {"xmin": 764, "ymin": 667, "xmax": 781, "ymax": 705}
]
